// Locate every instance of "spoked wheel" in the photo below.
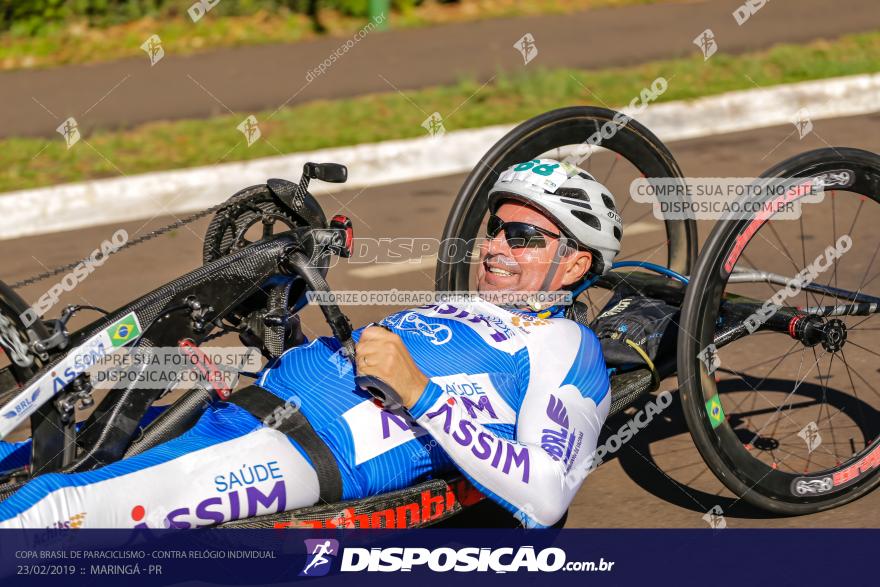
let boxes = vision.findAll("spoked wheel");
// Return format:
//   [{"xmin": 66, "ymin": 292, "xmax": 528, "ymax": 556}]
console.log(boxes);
[
  {"xmin": 0, "ymin": 281, "xmax": 43, "ymax": 397},
  {"xmin": 679, "ymin": 147, "xmax": 880, "ymax": 514},
  {"xmin": 435, "ymin": 106, "xmax": 697, "ymax": 318},
  {"xmin": 0, "ymin": 281, "xmax": 70, "ymax": 476}
]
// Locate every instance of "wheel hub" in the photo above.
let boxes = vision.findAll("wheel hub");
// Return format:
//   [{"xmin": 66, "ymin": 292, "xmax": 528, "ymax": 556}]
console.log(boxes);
[
  {"xmin": 820, "ymin": 318, "xmax": 848, "ymax": 352},
  {"xmin": 790, "ymin": 315, "xmax": 848, "ymax": 352}
]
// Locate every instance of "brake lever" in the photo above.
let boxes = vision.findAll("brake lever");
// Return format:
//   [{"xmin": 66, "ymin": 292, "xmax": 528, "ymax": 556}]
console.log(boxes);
[{"xmin": 283, "ymin": 252, "xmax": 405, "ymax": 409}]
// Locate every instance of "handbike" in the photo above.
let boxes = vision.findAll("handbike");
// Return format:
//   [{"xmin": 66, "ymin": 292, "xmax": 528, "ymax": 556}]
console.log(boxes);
[{"xmin": 0, "ymin": 107, "xmax": 878, "ymax": 528}]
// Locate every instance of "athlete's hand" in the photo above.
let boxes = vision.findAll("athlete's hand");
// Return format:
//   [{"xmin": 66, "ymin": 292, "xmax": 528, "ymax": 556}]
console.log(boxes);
[{"xmin": 356, "ymin": 326, "xmax": 429, "ymax": 409}]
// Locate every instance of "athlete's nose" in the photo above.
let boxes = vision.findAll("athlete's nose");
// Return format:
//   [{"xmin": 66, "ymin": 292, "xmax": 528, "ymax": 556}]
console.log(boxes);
[{"xmin": 485, "ymin": 230, "xmax": 510, "ymax": 256}]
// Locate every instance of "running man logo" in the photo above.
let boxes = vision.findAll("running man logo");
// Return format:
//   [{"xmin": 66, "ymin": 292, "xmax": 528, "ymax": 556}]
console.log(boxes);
[
  {"xmin": 798, "ymin": 421, "xmax": 823, "ymax": 454},
  {"xmin": 693, "ymin": 29, "xmax": 718, "ymax": 61},
  {"xmin": 513, "ymin": 33, "xmax": 538, "ymax": 65},
  {"xmin": 300, "ymin": 539, "xmax": 340, "ymax": 577},
  {"xmin": 237, "ymin": 115, "xmax": 262, "ymax": 146},
  {"xmin": 421, "ymin": 112, "xmax": 446, "ymax": 138},
  {"xmin": 792, "ymin": 108, "xmax": 814, "ymax": 140},
  {"xmin": 140, "ymin": 34, "xmax": 165, "ymax": 66},
  {"xmin": 56, "ymin": 117, "xmax": 81, "ymax": 149},
  {"xmin": 702, "ymin": 505, "xmax": 727, "ymax": 529},
  {"xmin": 697, "ymin": 343, "xmax": 721, "ymax": 375},
  {"xmin": 106, "ymin": 313, "xmax": 142, "ymax": 347}
]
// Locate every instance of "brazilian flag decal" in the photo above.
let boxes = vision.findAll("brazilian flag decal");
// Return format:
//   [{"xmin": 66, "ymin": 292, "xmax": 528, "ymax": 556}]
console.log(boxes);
[
  {"xmin": 706, "ymin": 394, "xmax": 725, "ymax": 429},
  {"xmin": 106, "ymin": 312, "xmax": 142, "ymax": 347}
]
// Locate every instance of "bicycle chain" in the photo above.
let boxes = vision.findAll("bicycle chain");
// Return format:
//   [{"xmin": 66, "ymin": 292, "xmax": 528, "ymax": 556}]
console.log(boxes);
[{"xmin": 11, "ymin": 201, "xmax": 234, "ymax": 290}]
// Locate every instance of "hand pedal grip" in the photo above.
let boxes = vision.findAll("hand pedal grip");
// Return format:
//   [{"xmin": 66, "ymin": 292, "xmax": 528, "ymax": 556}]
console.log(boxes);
[{"xmin": 355, "ymin": 374, "xmax": 405, "ymax": 410}]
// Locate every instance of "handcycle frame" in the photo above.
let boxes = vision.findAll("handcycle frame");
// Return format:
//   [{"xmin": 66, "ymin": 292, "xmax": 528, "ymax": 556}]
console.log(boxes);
[{"xmin": 1, "ymin": 107, "xmax": 879, "ymax": 528}]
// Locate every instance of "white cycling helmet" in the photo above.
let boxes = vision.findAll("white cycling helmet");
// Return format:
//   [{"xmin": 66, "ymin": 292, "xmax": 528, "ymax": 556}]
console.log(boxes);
[{"xmin": 488, "ymin": 158, "xmax": 622, "ymax": 275}]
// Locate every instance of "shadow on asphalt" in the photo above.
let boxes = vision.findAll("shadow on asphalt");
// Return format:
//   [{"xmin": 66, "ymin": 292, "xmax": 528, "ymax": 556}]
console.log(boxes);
[{"xmin": 603, "ymin": 375, "xmax": 879, "ymax": 519}]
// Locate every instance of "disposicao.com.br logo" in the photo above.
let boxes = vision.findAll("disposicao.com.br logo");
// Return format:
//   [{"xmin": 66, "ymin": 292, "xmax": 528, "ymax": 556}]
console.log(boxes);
[
  {"xmin": 335, "ymin": 545, "xmax": 614, "ymax": 573},
  {"xmin": 300, "ymin": 539, "xmax": 340, "ymax": 577}
]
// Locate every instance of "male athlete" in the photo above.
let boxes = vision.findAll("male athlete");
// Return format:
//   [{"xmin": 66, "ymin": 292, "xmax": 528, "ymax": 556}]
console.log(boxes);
[{"xmin": 0, "ymin": 158, "xmax": 622, "ymax": 529}]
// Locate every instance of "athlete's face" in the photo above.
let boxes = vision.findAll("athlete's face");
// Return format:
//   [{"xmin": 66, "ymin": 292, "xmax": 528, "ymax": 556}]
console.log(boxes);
[{"xmin": 476, "ymin": 201, "xmax": 592, "ymax": 294}]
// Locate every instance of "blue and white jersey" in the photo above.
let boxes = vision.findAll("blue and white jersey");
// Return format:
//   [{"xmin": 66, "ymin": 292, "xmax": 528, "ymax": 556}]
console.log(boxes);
[
  {"xmin": 0, "ymin": 298, "xmax": 609, "ymax": 529},
  {"xmin": 259, "ymin": 298, "xmax": 610, "ymax": 527}
]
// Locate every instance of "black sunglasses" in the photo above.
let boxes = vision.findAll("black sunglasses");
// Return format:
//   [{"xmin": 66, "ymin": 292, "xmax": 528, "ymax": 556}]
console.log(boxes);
[{"xmin": 486, "ymin": 214, "xmax": 561, "ymax": 249}]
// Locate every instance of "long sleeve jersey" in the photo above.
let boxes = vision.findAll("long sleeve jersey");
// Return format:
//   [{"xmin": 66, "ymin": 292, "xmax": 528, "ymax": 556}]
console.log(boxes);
[
  {"xmin": 260, "ymin": 298, "xmax": 611, "ymax": 527},
  {"xmin": 0, "ymin": 298, "xmax": 609, "ymax": 529}
]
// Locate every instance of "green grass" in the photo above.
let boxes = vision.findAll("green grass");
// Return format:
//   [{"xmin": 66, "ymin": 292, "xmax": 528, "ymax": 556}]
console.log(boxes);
[
  {"xmin": 3, "ymin": 31, "xmax": 880, "ymax": 193},
  {"xmin": 0, "ymin": 0, "xmax": 670, "ymax": 71}
]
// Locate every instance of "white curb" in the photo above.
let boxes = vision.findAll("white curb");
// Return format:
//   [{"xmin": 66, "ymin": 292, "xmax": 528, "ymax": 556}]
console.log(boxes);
[{"xmin": 3, "ymin": 73, "xmax": 879, "ymax": 241}]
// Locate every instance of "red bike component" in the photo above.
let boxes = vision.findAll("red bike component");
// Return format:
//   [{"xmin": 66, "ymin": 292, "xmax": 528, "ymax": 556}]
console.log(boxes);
[
  {"xmin": 788, "ymin": 315, "xmax": 803, "ymax": 339},
  {"xmin": 178, "ymin": 338, "xmax": 231, "ymax": 400},
  {"xmin": 330, "ymin": 214, "xmax": 353, "ymax": 257},
  {"xmin": 274, "ymin": 477, "xmax": 486, "ymax": 529},
  {"xmin": 723, "ymin": 179, "xmax": 818, "ymax": 274}
]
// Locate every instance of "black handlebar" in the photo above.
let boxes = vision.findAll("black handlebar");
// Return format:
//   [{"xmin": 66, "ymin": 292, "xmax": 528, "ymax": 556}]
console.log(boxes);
[
  {"xmin": 284, "ymin": 251, "xmax": 356, "ymax": 359},
  {"xmin": 283, "ymin": 251, "xmax": 404, "ymax": 407}
]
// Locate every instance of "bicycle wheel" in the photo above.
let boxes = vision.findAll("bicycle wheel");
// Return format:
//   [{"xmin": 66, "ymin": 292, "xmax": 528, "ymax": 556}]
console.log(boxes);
[
  {"xmin": 435, "ymin": 106, "xmax": 697, "ymax": 317},
  {"xmin": 678, "ymin": 147, "xmax": 880, "ymax": 514},
  {"xmin": 0, "ymin": 280, "xmax": 44, "ymax": 395},
  {"xmin": 0, "ymin": 280, "xmax": 71, "ymax": 473}
]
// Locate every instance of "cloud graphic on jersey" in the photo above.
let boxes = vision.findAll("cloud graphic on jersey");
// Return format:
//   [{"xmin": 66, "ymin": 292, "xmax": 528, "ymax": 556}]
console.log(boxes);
[{"xmin": 546, "ymin": 394, "xmax": 569, "ymax": 428}]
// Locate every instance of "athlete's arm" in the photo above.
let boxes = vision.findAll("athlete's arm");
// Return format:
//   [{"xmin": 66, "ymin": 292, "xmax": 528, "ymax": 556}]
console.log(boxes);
[{"xmin": 408, "ymin": 320, "xmax": 610, "ymax": 527}]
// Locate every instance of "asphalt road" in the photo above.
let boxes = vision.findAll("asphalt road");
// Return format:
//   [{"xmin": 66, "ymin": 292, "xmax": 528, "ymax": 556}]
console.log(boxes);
[
  {"xmin": 3, "ymin": 113, "xmax": 880, "ymax": 527},
  {"xmin": 3, "ymin": 0, "xmax": 880, "ymax": 138}
]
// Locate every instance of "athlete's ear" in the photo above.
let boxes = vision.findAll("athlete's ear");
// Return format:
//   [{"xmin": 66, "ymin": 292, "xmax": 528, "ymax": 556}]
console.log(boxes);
[{"xmin": 560, "ymin": 250, "xmax": 592, "ymax": 287}]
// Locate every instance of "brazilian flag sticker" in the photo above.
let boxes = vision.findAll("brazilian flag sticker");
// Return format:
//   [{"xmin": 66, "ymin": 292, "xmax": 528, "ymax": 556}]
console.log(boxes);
[
  {"xmin": 706, "ymin": 394, "xmax": 725, "ymax": 429},
  {"xmin": 105, "ymin": 312, "xmax": 142, "ymax": 347}
]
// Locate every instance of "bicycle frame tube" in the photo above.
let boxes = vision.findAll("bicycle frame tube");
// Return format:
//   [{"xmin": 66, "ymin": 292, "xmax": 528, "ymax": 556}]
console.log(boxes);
[
  {"xmin": 714, "ymin": 295, "xmax": 880, "ymax": 350},
  {"xmin": 729, "ymin": 268, "xmax": 880, "ymax": 306},
  {"xmin": 1, "ymin": 235, "xmax": 302, "ymax": 472}
]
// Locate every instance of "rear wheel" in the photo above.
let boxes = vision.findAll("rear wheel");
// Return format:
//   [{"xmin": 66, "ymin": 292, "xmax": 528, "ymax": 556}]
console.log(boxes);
[
  {"xmin": 679, "ymin": 147, "xmax": 880, "ymax": 514},
  {"xmin": 435, "ymin": 106, "xmax": 697, "ymax": 319}
]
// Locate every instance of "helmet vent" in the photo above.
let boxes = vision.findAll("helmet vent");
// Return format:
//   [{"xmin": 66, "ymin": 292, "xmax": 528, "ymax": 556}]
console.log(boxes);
[
  {"xmin": 571, "ymin": 210, "xmax": 602, "ymax": 231},
  {"xmin": 602, "ymin": 194, "xmax": 616, "ymax": 211},
  {"xmin": 556, "ymin": 187, "xmax": 589, "ymax": 201},
  {"xmin": 559, "ymin": 197, "xmax": 592, "ymax": 210},
  {"xmin": 613, "ymin": 226, "xmax": 622, "ymax": 241},
  {"xmin": 578, "ymin": 171, "xmax": 596, "ymax": 181}
]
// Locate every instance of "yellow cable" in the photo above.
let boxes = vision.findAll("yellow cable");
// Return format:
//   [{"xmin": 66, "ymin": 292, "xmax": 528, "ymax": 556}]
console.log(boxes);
[{"xmin": 625, "ymin": 339, "xmax": 660, "ymax": 391}]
